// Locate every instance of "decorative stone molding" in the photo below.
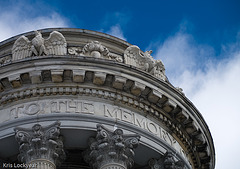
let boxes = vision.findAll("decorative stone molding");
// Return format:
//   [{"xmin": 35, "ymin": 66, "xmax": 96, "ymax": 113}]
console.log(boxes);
[
  {"xmin": 124, "ymin": 45, "xmax": 168, "ymax": 81},
  {"xmin": 68, "ymin": 42, "xmax": 123, "ymax": 62},
  {"xmin": 0, "ymin": 55, "xmax": 11, "ymax": 65},
  {"xmin": 84, "ymin": 124, "xmax": 140, "ymax": 169},
  {"xmin": 149, "ymin": 152, "xmax": 185, "ymax": 169},
  {"xmin": 14, "ymin": 121, "xmax": 65, "ymax": 168},
  {"xmin": 0, "ymin": 28, "xmax": 215, "ymax": 169},
  {"xmin": 68, "ymin": 47, "xmax": 82, "ymax": 55},
  {"xmin": 150, "ymin": 60, "xmax": 168, "ymax": 82},
  {"xmin": 124, "ymin": 45, "xmax": 154, "ymax": 71},
  {"xmin": 0, "ymin": 67, "xmax": 205, "ymax": 164},
  {"xmin": 12, "ymin": 31, "xmax": 67, "ymax": 61},
  {"xmin": 82, "ymin": 41, "xmax": 110, "ymax": 59},
  {"xmin": 0, "ymin": 65, "xmax": 210, "ymax": 168}
]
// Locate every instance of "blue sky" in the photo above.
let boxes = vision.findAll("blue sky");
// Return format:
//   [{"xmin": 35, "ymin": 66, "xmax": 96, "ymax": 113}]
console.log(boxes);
[{"xmin": 1, "ymin": 0, "xmax": 240, "ymax": 169}]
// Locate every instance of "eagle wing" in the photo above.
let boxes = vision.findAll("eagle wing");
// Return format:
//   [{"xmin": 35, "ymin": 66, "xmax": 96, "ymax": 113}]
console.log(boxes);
[
  {"xmin": 124, "ymin": 45, "xmax": 145, "ymax": 68},
  {"xmin": 44, "ymin": 31, "xmax": 67, "ymax": 55},
  {"xmin": 124, "ymin": 45, "xmax": 153, "ymax": 71},
  {"xmin": 12, "ymin": 36, "xmax": 32, "ymax": 61}
]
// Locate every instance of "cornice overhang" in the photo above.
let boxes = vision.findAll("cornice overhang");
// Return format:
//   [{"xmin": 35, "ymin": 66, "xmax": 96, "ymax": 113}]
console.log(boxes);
[{"xmin": 0, "ymin": 28, "xmax": 215, "ymax": 169}]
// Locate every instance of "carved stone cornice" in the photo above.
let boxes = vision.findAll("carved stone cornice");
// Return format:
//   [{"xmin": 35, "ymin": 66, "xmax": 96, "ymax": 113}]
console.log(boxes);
[
  {"xmin": 84, "ymin": 124, "xmax": 140, "ymax": 169},
  {"xmin": 0, "ymin": 60, "xmax": 210, "ymax": 168},
  {"xmin": 149, "ymin": 152, "xmax": 185, "ymax": 169},
  {"xmin": 14, "ymin": 121, "xmax": 65, "ymax": 167},
  {"xmin": 0, "ymin": 28, "xmax": 215, "ymax": 169}
]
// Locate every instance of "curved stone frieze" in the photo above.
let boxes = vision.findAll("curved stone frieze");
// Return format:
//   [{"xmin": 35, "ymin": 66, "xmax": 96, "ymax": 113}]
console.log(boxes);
[
  {"xmin": 0, "ymin": 28, "xmax": 215, "ymax": 169},
  {"xmin": 3, "ymin": 98, "xmax": 186, "ymax": 160},
  {"xmin": 12, "ymin": 31, "xmax": 67, "ymax": 61},
  {"xmin": 68, "ymin": 41, "xmax": 123, "ymax": 62}
]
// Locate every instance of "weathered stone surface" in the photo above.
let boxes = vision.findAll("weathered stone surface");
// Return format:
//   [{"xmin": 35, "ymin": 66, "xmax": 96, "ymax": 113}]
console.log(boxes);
[
  {"xmin": 29, "ymin": 70, "xmax": 42, "ymax": 84},
  {"xmin": 72, "ymin": 69, "xmax": 85, "ymax": 82},
  {"xmin": 0, "ymin": 28, "xmax": 215, "ymax": 169},
  {"xmin": 14, "ymin": 121, "xmax": 65, "ymax": 167},
  {"xmin": 148, "ymin": 89, "xmax": 163, "ymax": 103},
  {"xmin": 93, "ymin": 72, "xmax": 107, "ymax": 85},
  {"xmin": 83, "ymin": 41, "xmax": 109, "ymax": 58},
  {"xmin": 9, "ymin": 74, "xmax": 22, "ymax": 88},
  {"xmin": 12, "ymin": 31, "xmax": 67, "ymax": 61},
  {"xmin": 51, "ymin": 69, "xmax": 64, "ymax": 82},
  {"xmin": 131, "ymin": 81, "xmax": 145, "ymax": 96},
  {"xmin": 113, "ymin": 76, "xmax": 127, "ymax": 90},
  {"xmin": 149, "ymin": 152, "xmax": 185, "ymax": 169},
  {"xmin": 84, "ymin": 124, "xmax": 140, "ymax": 169}
]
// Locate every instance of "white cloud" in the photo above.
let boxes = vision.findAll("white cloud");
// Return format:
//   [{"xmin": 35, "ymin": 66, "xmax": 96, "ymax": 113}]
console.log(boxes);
[
  {"xmin": 0, "ymin": 3, "xmax": 70, "ymax": 42},
  {"xmin": 154, "ymin": 31, "xmax": 240, "ymax": 169},
  {"xmin": 106, "ymin": 24, "xmax": 127, "ymax": 41}
]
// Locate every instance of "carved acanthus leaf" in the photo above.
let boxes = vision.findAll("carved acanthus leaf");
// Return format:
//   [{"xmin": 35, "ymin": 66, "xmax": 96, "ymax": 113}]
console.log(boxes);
[
  {"xmin": 84, "ymin": 124, "xmax": 140, "ymax": 169},
  {"xmin": 149, "ymin": 152, "xmax": 186, "ymax": 169},
  {"xmin": 14, "ymin": 121, "xmax": 65, "ymax": 166},
  {"xmin": 0, "ymin": 55, "xmax": 11, "ymax": 65},
  {"xmin": 68, "ymin": 47, "xmax": 82, "ymax": 55}
]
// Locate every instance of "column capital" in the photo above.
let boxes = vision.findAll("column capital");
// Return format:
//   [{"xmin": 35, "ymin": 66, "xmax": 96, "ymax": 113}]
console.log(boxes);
[
  {"xmin": 14, "ymin": 121, "xmax": 65, "ymax": 167},
  {"xmin": 84, "ymin": 124, "xmax": 140, "ymax": 169},
  {"xmin": 149, "ymin": 152, "xmax": 185, "ymax": 169}
]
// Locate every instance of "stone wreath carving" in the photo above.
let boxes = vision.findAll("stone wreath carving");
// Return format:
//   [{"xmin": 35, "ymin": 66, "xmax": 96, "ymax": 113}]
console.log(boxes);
[
  {"xmin": 12, "ymin": 31, "xmax": 67, "ymax": 61},
  {"xmin": 82, "ymin": 41, "xmax": 109, "ymax": 58},
  {"xmin": 68, "ymin": 41, "xmax": 123, "ymax": 62},
  {"xmin": 124, "ymin": 45, "xmax": 168, "ymax": 81}
]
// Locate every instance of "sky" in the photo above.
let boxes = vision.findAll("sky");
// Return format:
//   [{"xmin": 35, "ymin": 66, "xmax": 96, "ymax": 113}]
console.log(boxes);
[{"xmin": 0, "ymin": 0, "xmax": 240, "ymax": 168}]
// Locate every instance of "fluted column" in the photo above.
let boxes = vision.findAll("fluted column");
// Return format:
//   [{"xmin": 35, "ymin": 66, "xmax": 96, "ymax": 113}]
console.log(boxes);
[
  {"xmin": 14, "ymin": 121, "xmax": 65, "ymax": 169},
  {"xmin": 84, "ymin": 124, "xmax": 140, "ymax": 169},
  {"xmin": 149, "ymin": 152, "xmax": 185, "ymax": 169}
]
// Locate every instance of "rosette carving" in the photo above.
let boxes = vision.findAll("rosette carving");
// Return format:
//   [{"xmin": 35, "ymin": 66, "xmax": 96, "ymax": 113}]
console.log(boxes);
[
  {"xmin": 84, "ymin": 124, "xmax": 140, "ymax": 169},
  {"xmin": 14, "ymin": 121, "xmax": 65, "ymax": 166}
]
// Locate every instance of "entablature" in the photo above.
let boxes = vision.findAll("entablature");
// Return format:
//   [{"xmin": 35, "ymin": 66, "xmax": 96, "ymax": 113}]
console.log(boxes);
[{"xmin": 0, "ymin": 56, "xmax": 213, "ymax": 169}]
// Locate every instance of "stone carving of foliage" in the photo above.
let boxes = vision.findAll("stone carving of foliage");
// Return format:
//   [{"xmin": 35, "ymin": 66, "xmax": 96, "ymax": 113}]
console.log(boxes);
[
  {"xmin": 149, "ymin": 152, "xmax": 185, "ymax": 169},
  {"xmin": 14, "ymin": 121, "xmax": 65, "ymax": 166},
  {"xmin": 84, "ymin": 124, "xmax": 140, "ymax": 169},
  {"xmin": 82, "ymin": 41, "xmax": 110, "ymax": 58}
]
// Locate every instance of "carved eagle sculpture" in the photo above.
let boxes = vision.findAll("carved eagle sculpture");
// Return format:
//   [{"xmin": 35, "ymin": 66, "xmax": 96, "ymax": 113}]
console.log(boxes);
[
  {"xmin": 12, "ymin": 31, "xmax": 67, "ymax": 61},
  {"xmin": 124, "ymin": 45, "xmax": 155, "ymax": 71}
]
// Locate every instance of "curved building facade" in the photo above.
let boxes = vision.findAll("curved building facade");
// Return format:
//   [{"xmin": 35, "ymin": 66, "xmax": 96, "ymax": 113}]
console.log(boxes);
[{"xmin": 0, "ymin": 28, "xmax": 215, "ymax": 169}]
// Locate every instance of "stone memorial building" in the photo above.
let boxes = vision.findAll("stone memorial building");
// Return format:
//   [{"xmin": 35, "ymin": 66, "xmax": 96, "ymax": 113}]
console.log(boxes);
[{"xmin": 0, "ymin": 28, "xmax": 215, "ymax": 169}]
